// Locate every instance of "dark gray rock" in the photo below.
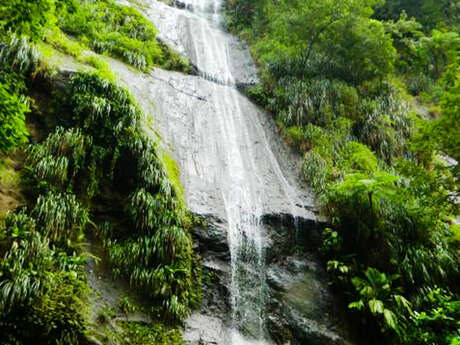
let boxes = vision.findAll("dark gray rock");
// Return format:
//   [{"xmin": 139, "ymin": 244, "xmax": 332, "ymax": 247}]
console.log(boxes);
[{"xmin": 194, "ymin": 214, "xmax": 231, "ymax": 261}]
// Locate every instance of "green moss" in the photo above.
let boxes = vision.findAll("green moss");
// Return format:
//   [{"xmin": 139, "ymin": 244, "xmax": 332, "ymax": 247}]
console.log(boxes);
[
  {"xmin": 118, "ymin": 321, "xmax": 185, "ymax": 345},
  {"xmin": 44, "ymin": 27, "xmax": 84, "ymax": 58},
  {"xmin": 79, "ymin": 54, "xmax": 116, "ymax": 82},
  {"xmin": 0, "ymin": 157, "xmax": 21, "ymax": 189},
  {"xmin": 161, "ymin": 150, "xmax": 185, "ymax": 208}
]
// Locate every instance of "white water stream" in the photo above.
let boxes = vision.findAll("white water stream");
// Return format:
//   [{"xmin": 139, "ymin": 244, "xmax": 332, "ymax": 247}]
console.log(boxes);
[
  {"xmin": 174, "ymin": 1, "xmax": 303, "ymax": 342},
  {"xmin": 110, "ymin": 0, "xmax": 316, "ymax": 343}
]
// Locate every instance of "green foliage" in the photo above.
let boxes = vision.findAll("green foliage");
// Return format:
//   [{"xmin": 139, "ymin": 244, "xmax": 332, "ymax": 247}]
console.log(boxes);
[
  {"xmin": 27, "ymin": 127, "xmax": 88, "ymax": 188},
  {"xmin": 227, "ymin": 0, "xmax": 411, "ymax": 164},
  {"xmin": 60, "ymin": 72, "xmax": 198, "ymax": 320},
  {"xmin": 375, "ymin": 0, "xmax": 460, "ymax": 30},
  {"xmin": 407, "ymin": 287, "xmax": 460, "ymax": 344},
  {"xmin": 0, "ymin": 0, "xmax": 55, "ymax": 41},
  {"xmin": 227, "ymin": 2, "xmax": 459, "ymax": 343},
  {"xmin": 0, "ymin": 82, "xmax": 29, "ymax": 153},
  {"xmin": 0, "ymin": 211, "xmax": 88, "ymax": 345},
  {"xmin": 323, "ymin": 168, "xmax": 459, "ymax": 342},
  {"xmin": 0, "ymin": 1, "xmax": 196, "ymax": 342},
  {"xmin": 55, "ymin": 0, "xmax": 189, "ymax": 71},
  {"xmin": 118, "ymin": 321, "xmax": 185, "ymax": 345},
  {"xmin": 349, "ymin": 268, "xmax": 410, "ymax": 334},
  {"xmin": 417, "ymin": 73, "xmax": 460, "ymax": 179},
  {"xmin": 383, "ymin": 8, "xmax": 460, "ymax": 97},
  {"xmin": 33, "ymin": 191, "xmax": 89, "ymax": 248},
  {"xmin": 0, "ymin": 36, "xmax": 41, "ymax": 153},
  {"xmin": 118, "ymin": 296, "xmax": 138, "ymax": 315},
  {"xmin": 249, "ymin": 0, "xmax": 395, "ymax": 84},
  {"xmin": 0, "ymin": 36, "xmax": 40, "ymax": 75}
]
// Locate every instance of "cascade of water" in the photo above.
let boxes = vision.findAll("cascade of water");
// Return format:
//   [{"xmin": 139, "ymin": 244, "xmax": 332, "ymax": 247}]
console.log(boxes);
[
  {"xmin": 110, "ymin": 0, "xmax": 313, "ymax": 343},
  {"xmin": 171, "ymin": 1, "xmax": 303, "ymax": 343}
]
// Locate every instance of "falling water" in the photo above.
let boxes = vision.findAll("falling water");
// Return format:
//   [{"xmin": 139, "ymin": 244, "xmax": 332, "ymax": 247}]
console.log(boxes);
[
  {"xmin": 175, "ymin": 1, "xmax": 301, "ymax": 342},
  {"xmin": 110, "ymin": 0, "xmax": 313, "ymax": 343}
]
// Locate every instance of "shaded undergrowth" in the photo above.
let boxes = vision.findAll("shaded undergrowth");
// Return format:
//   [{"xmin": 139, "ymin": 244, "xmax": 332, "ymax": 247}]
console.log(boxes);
[{"xmin": 0, "ymin": 33, "xmax": 200, "ymax": 344}]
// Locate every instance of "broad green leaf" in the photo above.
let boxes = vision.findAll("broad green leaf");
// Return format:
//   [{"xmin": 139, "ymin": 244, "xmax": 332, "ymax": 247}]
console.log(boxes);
[{"xmin": 369, "ymin": 299, "xmax": 384, "ymax": 314}]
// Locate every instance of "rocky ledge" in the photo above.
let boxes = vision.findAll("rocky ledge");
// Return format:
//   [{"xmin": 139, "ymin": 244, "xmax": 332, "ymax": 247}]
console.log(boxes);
[{"xmin": 186, "ymin": 212, "xmax": 353, "ymax": 345}]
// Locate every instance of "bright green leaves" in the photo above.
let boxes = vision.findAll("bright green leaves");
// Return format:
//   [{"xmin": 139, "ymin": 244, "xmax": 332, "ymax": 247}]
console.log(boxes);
[
  {"xmin": 375, "ymin": 0, "xmax": 460, "ymax": 30},
  {"xmin": 330, "ymin": 172, "xmax": 399, "ymax": 202},
  {"xmin": 55, "ymin": 0, "xmax": 188, "ymax": 71},
  {"xmin": 254, "ymin": 0, "xmax": 395, "ymax": 84},
  {"xmin": 33, "ymin": 191, "xmax": 89, "ymax": 248},
  {"xmin": 429, "ymin": 76, "xmax": 460, "ymax": 176},
  {"xmin": 341, "ymin": 142, "xmax": 378, "ymax": 173},
  {"xmin": 0, "ymin": 36, "xmax": 41, "ymax": 154},
  {"xmin": 226, "ymin": 0, "xmax": 459, "ymax": 343},
  {"xmin": 27, "ymin": 127, "xmax": 88, "ymax": 188},
  {"xmin": 407, "ymin": 287, "xmax": 460, "ymax": 344},
  {"xmin": 369, "ymin": 299, "xmax": 385, "ymax": 314},
  {"xmin": 382, "ymin": 4, "xmax": 460, "ymax": 96},
  {"xmin": 412, "ymin": 69, "xmax": 460, "ymax": 185},
  {"xmin": 58, "ymin": 0, "xmax": 158, "ymax": 68},
  {"xmin": 0, "ymin": 0, "xmax": 55, "ymax": 41},
  {"xmin": 129, "ymin": 188, "xmax": 166, "ymax": 232},
  {"xmin": 0, "ymin": 83, "xmax": 29, "ymax": 153},
  {"xmin": 62, "ymin": 72, "xmax": 197, "ymax": 320},
  {"xmin": 118, "ymin": 320, "xmax": 185, "ymax": 345},
  {"xmin": 0, "ymin": 211, "xmax": 88, "ymax": 344},
  {"xmin": 383, "ymin": 308, "xmax": 398, "ymax": 331},
  {"xmin": 349, "ymin": 268, "xmax": 409, "ymax": 333}
]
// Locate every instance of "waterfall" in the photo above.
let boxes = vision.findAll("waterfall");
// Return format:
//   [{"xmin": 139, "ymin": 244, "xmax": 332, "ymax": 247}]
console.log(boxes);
[
  {"xmin": 174, "ymin": 1, "xmax": 303, "ymax": 342},
  {"xmin": 108, "ymin": 0, "xmax": 323, "ymax": 344}
]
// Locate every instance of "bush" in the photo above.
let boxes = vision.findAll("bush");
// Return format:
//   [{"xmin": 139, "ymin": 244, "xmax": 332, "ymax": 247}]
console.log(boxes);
[
  {"xmin": 59, "ymin": 72, "xmax": 198, "ymax": 319},
  {"xmin": 33, "ymin": 191, "xmax": 89, "ymax": 248},
  {"xmin": 0, "ymin": 83, "xmax": 29, "ymax": 153},
  {"xmin": 0, "ymin": 36, "xmax": 41, "ymax": 153},
  {"xmin": 0, "ymin": 0, "xmax": 54, "ymax": 41},
  {"xmin": 0, "ymin": 211, "xmax": 88, "ymax": 345},
  {"xmin": 56, "ymin": 0, "xmax": 189, "ymax": 71}
]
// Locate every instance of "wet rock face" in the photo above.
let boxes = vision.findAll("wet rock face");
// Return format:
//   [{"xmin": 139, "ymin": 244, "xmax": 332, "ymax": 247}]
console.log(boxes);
[
  {"xmin": 138, "ymin": 0, "xmax": 259, "ymax": 86},
  {"xmin": 263, "ymin": 216, "xmax": 349, "ymax": 345},
  {"xmin": 109, "ymin": 0, "xmax": 354, "ymax": 344},
  {"xmin": 189, "ymin": 214, "xmax": 351, "ymax": 345}
]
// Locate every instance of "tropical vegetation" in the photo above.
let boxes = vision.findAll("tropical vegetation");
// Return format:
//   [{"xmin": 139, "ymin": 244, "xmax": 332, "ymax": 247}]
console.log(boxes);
[
  {"xmin": 225, "ymin": 0, "xmax": 459, "ymax": 343},
  {"xmin": 0, "ymin": 0, "xmax": 198, "ymax": 344},
  {"xmin": 0, "ymin": 0, "xmax": 459, "ymax": 344}
]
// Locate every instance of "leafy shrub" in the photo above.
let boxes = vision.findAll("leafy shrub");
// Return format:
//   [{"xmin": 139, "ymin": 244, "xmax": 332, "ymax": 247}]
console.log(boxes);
[
  {"xmin": 0, "ymin": 83, "xmax": 29, "ymax": 153},
  {"xmin": 0, "ymin": 36, "xmax": 40, "ymax": 75},
  {"xmin": 118, "ymin": 320, "xmax": 185, "ymax": 345},
  {"xmin": 324, "ymin": 170, "xmax": 459, "ymax": 342},
  {"xmin": 60, "ymin": 72, "xmax": 198, "ymax": 320},
  {"xmin": 226, "ymin": 0, "xmax": 460, "ymax": 343},
  {"xmin": 57, "ymin": 0, "xmax": 189, "ymax": 71},
  {"xmin": 27, "ymin": 127, "xmax": 88, "ymax": 188},
  {"xmin": 0, "ymin": 36, "xmax": 41, "ymax": 153},
  {"xmin": 407, "ymin": 287, "xmax": 460, "ymax": 344},
  {"xmin": 33, "ymin": 191, "xmax": 89, "ymax": 248},
  {"xmin": 0, "ymin": 0, "xmax": 54, "ymax": 41},
  {"xmin": 0, "ymin": 211, "xmax": 88, "ymax": 345},
  {"xmin": 348, "ymin": 267, "xmax": 410, "ymax": 335}
]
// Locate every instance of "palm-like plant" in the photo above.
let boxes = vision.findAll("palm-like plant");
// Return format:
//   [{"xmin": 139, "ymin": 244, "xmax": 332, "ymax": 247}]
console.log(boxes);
[
  {"xmin": 27, "ymin": 127, "xmax": 88, "ymax": 188},
  {"xmin": 0, "ymin": 36, "xmax": 40, "ymax": 74},
  {"xmin": 0, "ymin": 211, "xmax": 53, "ymax": 311},
  {"xmin": 33, "ymin": 191, "xmax": 89, "ymax": 247}
]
